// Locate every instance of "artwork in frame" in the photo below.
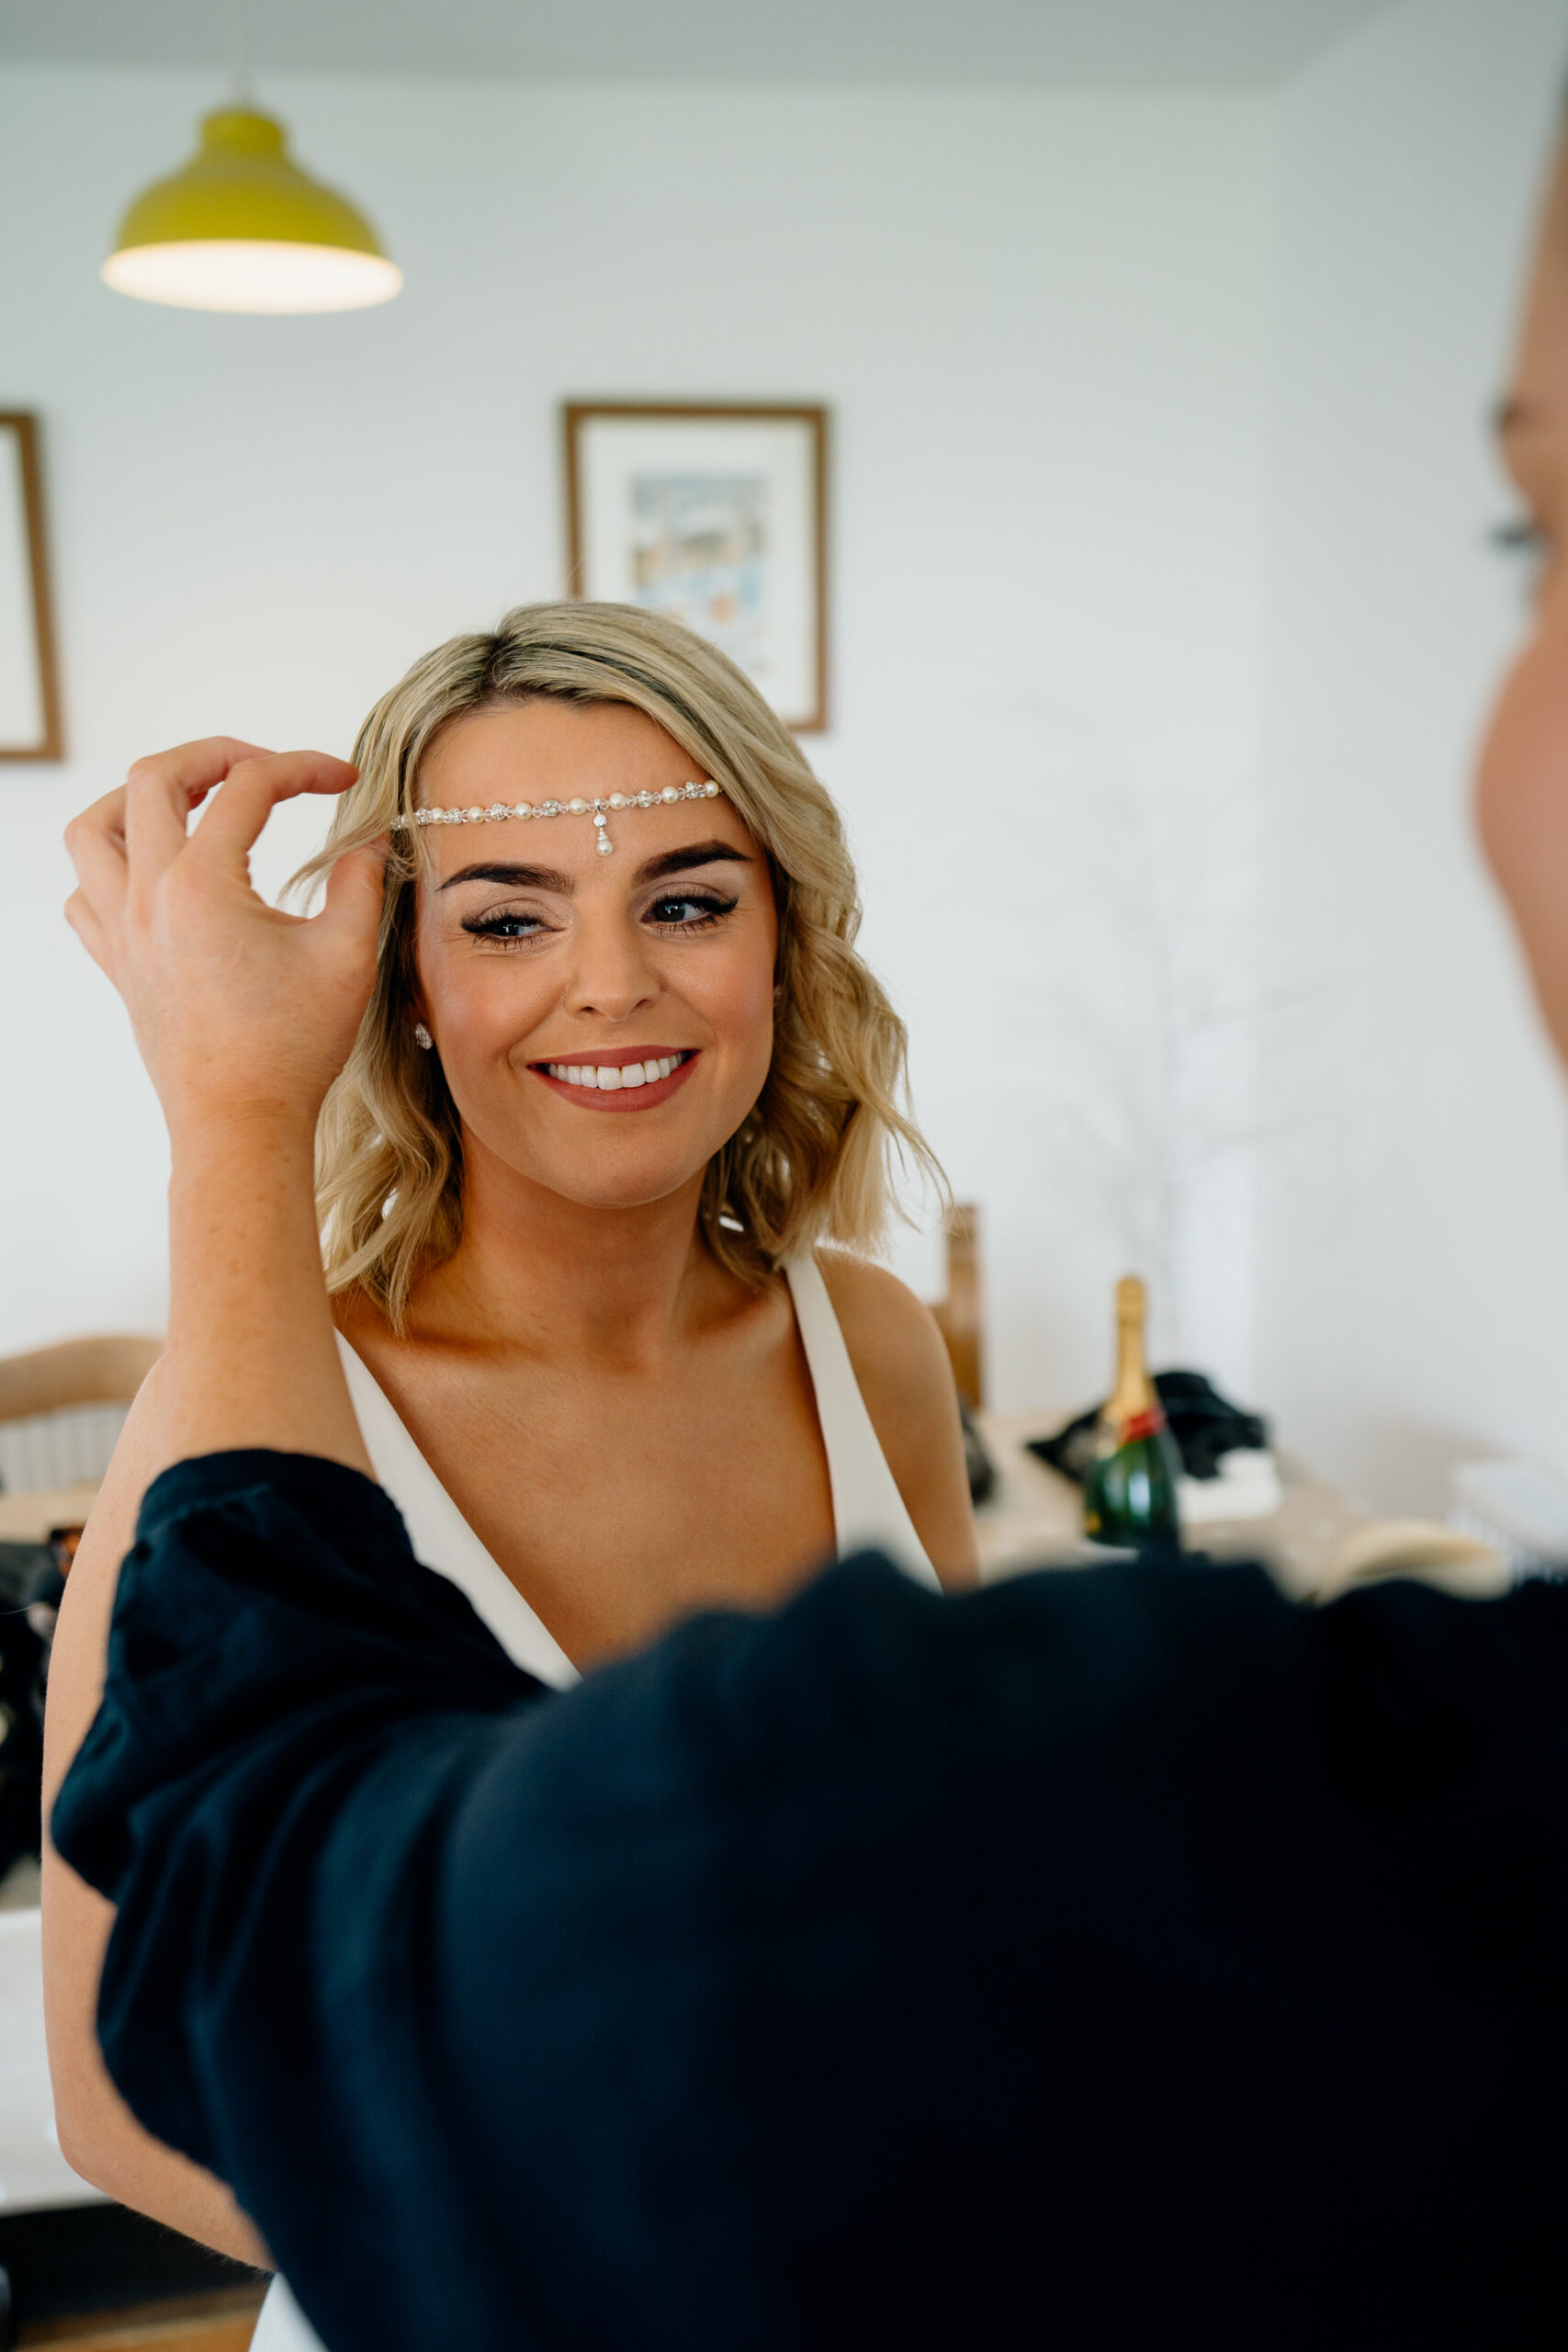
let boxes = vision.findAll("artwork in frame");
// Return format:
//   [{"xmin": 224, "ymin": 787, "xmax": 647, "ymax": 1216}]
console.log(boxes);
[
  {"xmin": 0, "ymin": 413, "xmax": 62, "ymax": 762},
  {"xmin": 564, "ymin": 401, "xmax": 829, "ymax": 733}
]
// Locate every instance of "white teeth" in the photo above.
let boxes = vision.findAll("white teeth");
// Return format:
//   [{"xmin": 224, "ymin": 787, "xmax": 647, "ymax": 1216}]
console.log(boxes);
[{"xmin": 546, "ymin": 1053, "xmax": 688, "ymax": 1089}]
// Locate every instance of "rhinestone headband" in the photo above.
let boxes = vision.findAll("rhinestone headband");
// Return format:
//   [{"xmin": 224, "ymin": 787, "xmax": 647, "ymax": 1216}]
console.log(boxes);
[{"xmin": 390, "ymin": 778, "xmax": 725, "ymax": 859}]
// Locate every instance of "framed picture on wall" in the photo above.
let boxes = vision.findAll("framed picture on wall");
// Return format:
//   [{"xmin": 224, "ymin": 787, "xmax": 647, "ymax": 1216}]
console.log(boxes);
[
  {"xmin": 0, "ymin": 413, "xmax": 62, "ymax": 762},
  {"xmin": 564, "ymin": 401, "xmax": 829, "ymax": 733}
]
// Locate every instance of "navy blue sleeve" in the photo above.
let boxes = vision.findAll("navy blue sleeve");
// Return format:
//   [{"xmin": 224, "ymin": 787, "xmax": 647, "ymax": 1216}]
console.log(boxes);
[
  {"xmin": 51, "ymin": 1454, "xmax": 545, "ymax": 2209},
  {"xmin": 51, "ymin": 1452, "xmax": 1568, "ymax": 2352}
]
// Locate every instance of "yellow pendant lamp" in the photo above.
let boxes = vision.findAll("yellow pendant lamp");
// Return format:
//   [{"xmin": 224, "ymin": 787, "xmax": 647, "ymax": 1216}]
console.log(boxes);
[{"xmin": 103, "ymin": 103, "xmax": 401, "ymax": 314}]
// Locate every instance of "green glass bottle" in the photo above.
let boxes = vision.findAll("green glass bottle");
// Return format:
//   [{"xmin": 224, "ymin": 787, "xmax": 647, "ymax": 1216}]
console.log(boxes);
[{"xmin": 1083, "ymin": 1275, "xmax": 1183, "ymax": 1553}]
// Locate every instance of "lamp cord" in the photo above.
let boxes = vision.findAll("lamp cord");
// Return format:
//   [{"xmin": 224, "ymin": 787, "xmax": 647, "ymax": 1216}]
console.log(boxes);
[{"xmin": 226, "ymin": 0, "xmax": 254, "ymax": 106}]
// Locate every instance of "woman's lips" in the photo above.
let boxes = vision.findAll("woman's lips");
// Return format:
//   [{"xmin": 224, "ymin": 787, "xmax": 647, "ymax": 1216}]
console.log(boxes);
[{"xmin": 529, "ymin": 1048, "xmax": 700, "ymax": 1114}]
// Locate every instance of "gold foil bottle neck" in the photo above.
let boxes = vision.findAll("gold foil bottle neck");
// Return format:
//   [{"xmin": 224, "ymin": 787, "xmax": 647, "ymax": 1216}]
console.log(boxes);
[
  {"xmin": 1115, "ymin": 1273, "xmax": 1146, "ymax": 1323},
  {"xmin": 1105, "ymin": 1272, "xmax": 1156, "ymax": 1427}
]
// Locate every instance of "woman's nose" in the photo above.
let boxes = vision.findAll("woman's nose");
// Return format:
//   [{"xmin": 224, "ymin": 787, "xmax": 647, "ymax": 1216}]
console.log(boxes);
[{"xmin": 562, "ymin": 910, "xmax": 659, "ymax": 1023}]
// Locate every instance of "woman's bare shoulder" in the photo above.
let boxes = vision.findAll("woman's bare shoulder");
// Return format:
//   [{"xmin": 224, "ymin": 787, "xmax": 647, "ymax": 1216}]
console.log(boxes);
[
  {"xmin": 813, "ymin": 1250, "xmax": 979, "ymax": 1586},
  {"xmin": 814, "ymin": 1250, "xmax": 952, "ymax": 1408}
]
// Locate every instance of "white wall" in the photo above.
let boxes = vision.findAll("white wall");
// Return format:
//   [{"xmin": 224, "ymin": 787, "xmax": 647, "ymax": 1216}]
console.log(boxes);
[
  {"xmin": 0, "ymin": 66, "xmax": 1271, "ymax": 1418},
  {"xmin": 1254, "ymin": 0, "xmax": 1568, "ymax": 1512}
]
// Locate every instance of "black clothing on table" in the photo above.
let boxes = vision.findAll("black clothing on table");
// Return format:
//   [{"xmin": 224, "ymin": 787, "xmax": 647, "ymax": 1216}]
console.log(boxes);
[{"xmin": 52, "ymin": 1452, "xmax": 1568, "ymax": 2350}]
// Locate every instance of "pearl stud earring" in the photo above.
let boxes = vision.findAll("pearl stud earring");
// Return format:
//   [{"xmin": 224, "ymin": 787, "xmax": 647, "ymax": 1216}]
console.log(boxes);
[{"xmin": 413, "ymin": 1023, "xmax": 433, "ymax": 1050}]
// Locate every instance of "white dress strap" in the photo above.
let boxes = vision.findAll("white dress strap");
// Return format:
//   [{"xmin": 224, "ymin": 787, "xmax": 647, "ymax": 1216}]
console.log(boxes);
[
  {"xmin": 335, "ymin": 1335, "xmax": 579, "ymax": 1689},
  {"xmin": 784, "ymin": 1254, "xmax": 941, "ymax": 1588}
]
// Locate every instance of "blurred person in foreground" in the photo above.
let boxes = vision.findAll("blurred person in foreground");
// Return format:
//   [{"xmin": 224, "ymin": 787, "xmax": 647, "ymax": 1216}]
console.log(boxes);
[{"xmin": 41, "ymin": 116, "xmax": 1568, "ymax": 2352}]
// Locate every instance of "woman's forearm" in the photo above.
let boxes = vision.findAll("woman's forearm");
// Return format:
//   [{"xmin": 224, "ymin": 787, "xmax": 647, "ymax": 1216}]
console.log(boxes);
[
  {"xmin": 44, "ymin": 1848, "xmax": 271, "ymax": 2267},
  {"xmin": 60, "ymin": 740, "xmax": 384, "ymax": 1483},
  {"xmin": 157, "ymin": 1115, "xmax": 369, "ymax": 1479},
  {"xmin": 43, "ymin": 1110, "xmax": 367, "ymax": 2260},
  {"xmin": 46, "ymin": 743, "xmax": 380, "ymax": 2260},
  {"xmin": 39, "ymin": 1104, "xmax": 358, "ymax": 2262},
  {"xmin": 42, "ymin": 1372, "xmax": 272, "ymax": 2270}
]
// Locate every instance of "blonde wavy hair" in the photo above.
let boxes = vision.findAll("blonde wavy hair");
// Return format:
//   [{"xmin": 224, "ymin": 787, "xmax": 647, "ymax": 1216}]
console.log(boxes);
[{"xmin": 295, "ymin": 602, "xmax": 942, "ymax": 1328}]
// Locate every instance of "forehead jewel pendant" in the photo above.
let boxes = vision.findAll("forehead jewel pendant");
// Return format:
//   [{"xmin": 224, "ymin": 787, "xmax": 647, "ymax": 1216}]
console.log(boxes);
[{"xmin": 390, "ymin": 778, "xmax": 726, "ymax": 854}]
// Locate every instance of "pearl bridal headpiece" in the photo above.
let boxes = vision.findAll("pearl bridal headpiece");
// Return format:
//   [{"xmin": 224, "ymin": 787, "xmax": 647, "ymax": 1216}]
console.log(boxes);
[{"xmin": 390, "ymin": 778, "xmax": 725, "ymax": 858}]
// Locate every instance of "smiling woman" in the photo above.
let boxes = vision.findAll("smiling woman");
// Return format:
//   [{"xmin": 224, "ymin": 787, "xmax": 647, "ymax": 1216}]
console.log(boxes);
[
  {"xmin": 41, "ymin": 602, "xmax": 979, "ymax": 2352},
  {"xmin": 299, "ymin": 605, "xmax": 932, "ymax": 1323}
]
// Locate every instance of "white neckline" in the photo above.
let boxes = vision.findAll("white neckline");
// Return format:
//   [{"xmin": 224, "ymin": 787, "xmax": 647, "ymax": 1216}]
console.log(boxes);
[
  {"xmin": 335, "ymin": 1331, "xmax": 580, "ymax": 1688},
  {"xmin": 333, "ymin": 1251, "xmax": 936, "ymax": 1689},
  {"xmin": 783, "ymin": 1254, "xmax": 938, "ymax": 1585}
]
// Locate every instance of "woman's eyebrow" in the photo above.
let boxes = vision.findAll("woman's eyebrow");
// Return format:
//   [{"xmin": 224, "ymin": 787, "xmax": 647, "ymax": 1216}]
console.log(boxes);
[
  {"xmin": 633, "ymin": 841, "xmax": 752, "ymax": 885},
  {"xmin": 438, "ymin": 861, "xmax": 571, "ymax": 892},
  {"xmin": 435, "ymin": 841, "xmax": 750, "ymax": 894}
]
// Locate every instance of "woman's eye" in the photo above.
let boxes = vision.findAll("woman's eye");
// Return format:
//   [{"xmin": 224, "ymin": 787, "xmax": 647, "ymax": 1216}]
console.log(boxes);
[
  {"xmin": 646, "ymin": 892, "xmax": 738, "ymax": 930},
  {"xmin": 1493, "ymin": 514, "xmax": 1550, "ymax": 555},
  {"xmin": 463, "ymin": 910, "xmax": 547, "ymax": 943},
  {"xmin": 1492, "ymin": 514, "xmax": 1558, "ymax": 607}
]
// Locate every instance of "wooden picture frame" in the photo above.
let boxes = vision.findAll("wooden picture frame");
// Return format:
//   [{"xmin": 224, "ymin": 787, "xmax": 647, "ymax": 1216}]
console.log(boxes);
[
  {"xmin": 0, "ymin": 413, "xmax": 62, "ymax": 762},
  {"xmin": 564, "ymin": 401, "xmax": 829, "ymax": 733}
]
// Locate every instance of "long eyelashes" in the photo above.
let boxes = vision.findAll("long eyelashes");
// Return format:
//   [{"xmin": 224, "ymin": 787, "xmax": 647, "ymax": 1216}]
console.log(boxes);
[
  {"xmin": 646, "ymin": 892, "xmax": 738, "ymax": 932},
  {"xmin": 462, "ymin": 892, "xmax": 739, "ymax": 947},
  {"xmin": 463, "ymin": 912, "xmax": 551, "ymax": 943},
  {"xmin": 1490, "ymin": 514, "xmax": 1556, "ymax": 611},
  {"xmin": 1492, "ymin": 515, "xmax": 1549, "ymax": 554}
]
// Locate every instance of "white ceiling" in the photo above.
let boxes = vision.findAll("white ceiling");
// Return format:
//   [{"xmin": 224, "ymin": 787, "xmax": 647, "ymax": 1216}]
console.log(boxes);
[{"xmin": 0, "ymin": 0, "xmax": 1402, "ymax": 90}]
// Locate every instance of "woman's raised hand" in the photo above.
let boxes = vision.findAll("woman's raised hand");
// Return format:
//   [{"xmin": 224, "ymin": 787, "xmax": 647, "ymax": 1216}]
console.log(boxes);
[{"xmin": 64, "ymin": 738, "xmax": 387, "ymax": 1144}]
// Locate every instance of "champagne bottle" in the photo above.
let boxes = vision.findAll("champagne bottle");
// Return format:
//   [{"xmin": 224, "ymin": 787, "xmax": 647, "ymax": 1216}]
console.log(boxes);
[{"xmin": 1082, "ymin": 1275, "xmax": 1182, "ymax": 1552}]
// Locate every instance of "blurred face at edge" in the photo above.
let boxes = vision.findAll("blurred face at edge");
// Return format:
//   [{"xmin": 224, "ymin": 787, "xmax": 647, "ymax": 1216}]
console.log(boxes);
[{"xmin": 1477, "ymin": 126, "xmax": 1568, "ymax": 1067}]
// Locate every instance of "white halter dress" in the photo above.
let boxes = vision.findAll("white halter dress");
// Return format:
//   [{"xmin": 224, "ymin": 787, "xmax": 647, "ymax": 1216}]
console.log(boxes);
[{"xmin": 251, "ymin": 1252, "xmax": 938, "ymax": 2352}]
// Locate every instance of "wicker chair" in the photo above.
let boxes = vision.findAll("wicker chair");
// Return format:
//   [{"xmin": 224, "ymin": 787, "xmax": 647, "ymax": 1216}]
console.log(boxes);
[{"xmin": 0, "ymin": 1335, "xmax": 162, "ymax": 1494}]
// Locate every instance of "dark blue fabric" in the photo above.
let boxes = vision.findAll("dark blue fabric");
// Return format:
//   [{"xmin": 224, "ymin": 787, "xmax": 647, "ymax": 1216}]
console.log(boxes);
[{"xmin": 52, "ymin": 1451, "xmax": 1568, "ymax": 2349}]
